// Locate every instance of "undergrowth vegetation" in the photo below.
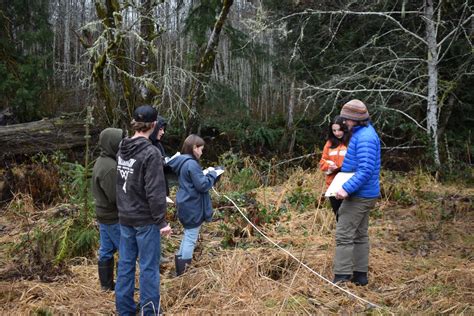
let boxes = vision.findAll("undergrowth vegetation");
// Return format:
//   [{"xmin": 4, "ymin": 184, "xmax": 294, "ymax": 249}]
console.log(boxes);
[
  {"xmin": 0, "ymin": 153, "xmax": 98, "ymax": 281},
  {"xmin": 0, "ymin": 150, "xmax": 472, "ymax": 313}
]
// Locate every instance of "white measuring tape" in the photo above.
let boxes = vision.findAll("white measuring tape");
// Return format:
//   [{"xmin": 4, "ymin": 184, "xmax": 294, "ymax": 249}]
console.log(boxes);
[{"xmin": 212, "ymin": 187, "xmax": 381, "ymax": 309}]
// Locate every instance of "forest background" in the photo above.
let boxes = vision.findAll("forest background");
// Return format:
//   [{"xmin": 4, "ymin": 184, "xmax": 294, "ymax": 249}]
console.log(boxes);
[{"xmin": 0, "ymin": 0, "xmax": 472, "ymax": 174}]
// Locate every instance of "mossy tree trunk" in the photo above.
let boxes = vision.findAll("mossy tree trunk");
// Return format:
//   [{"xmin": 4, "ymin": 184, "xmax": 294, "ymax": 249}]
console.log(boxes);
[
  {"xmin": 93, "ymin": 0, "xmax": 134, "ymax": 126},
  {"xmin": 186, "ymin": 0, "xmax": 234, "ymax": 135},
  {"xmin": 136, "ymin": 0, "xmax": 161, "ymax": 106}
]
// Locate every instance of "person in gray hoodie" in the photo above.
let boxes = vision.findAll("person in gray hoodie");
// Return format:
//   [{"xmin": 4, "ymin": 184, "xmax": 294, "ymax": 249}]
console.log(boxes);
[
  {"xmin": 168, "ymin": 134, "xmax": 219, "ymax": 276},
  {"xmin": 92, "ymin": 127, "xmax": 124, "ymax": 291},
  {"xmin": 115, "ymin": 105, "xmax": 172, "ymax": 315}
]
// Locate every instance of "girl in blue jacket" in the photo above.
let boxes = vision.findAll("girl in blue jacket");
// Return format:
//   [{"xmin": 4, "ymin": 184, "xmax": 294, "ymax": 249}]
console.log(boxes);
[{"xmin": 168, "ymin": 134, "xmax": 219, "ymax": 276}]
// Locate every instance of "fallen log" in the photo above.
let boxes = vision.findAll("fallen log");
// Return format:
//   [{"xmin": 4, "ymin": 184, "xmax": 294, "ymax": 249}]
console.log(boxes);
[{"xmin": 0, "ymin": 115, "xmax": 100, "ymax": 159}]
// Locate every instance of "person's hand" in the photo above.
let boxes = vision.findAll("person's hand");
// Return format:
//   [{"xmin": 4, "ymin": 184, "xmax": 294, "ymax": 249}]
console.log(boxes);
[
  {"xmin": 160, "ymin": 224, "xmax": 172, "ymax": 237},
  {"xmin": 335, "ymin": 188, "xmax": 348, "ymax": 200},
  {"xmin": 327, "ymin": 160, "xmax": 337, "ymax": 172},
  {"xmin": 328, "ymin": 164, "xmax": 338, "ymax": 171}
]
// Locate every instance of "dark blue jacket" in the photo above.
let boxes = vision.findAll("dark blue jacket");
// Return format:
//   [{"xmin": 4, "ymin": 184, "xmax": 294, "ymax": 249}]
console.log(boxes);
[
  {"xmin": 341, "ymin": 123, "xmax": 381, "ymax": 198},
  {"xmin": 168, "ymin": 154, "xmax": 217, "ymax": 229}
]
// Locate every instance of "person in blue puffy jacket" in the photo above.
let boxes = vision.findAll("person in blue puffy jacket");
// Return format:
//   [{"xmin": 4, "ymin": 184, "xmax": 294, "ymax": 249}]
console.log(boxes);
[
  {"xmin": 167, "ymin": 134, "xmax": 219, "ymax": 276},
  {"xmin": 333, "ymin": 99, "xmax": 381, "ymax": 286}
]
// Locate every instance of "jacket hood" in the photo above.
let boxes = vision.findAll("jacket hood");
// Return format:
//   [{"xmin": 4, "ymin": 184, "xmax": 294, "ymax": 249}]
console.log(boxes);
[
  {"xmin": 157, "ymin": 115, "xmax": 167, "ymax": 130},
  {"xmin": 99, "ymin": 128, "xmax": 123, "ymax": 159},
  {"xmin": 149, "ymin": 115, "xmax": 167, "ymax": 146},
  {"xmin": 167, "ymin": 154, "xmax": 194, "ymax": 175},
  {"xmin": 119, "ymin": 136, "xmax": 153, "ymax": 160}
]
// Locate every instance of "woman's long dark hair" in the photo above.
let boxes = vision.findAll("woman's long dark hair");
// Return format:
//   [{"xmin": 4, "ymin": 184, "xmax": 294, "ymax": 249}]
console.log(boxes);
[
  {"xmin": 327, "ymin": 115, "xmax": 350, "ymax": 148},
  {"xmin": 149, "ymin": 115, "xmax": 167, "ymax": 147}
]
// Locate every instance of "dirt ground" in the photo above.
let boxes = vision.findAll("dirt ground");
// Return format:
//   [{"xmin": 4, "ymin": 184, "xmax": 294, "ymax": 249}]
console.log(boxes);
[{"xmin": 0, "ymin": 170, "xmax": 472, "ymax": 314}]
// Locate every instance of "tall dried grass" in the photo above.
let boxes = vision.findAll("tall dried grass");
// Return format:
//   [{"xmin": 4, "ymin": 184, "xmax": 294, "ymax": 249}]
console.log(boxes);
[{"xmin": 0, "ymin": 166, "xmax": 472, "ymax": 314}]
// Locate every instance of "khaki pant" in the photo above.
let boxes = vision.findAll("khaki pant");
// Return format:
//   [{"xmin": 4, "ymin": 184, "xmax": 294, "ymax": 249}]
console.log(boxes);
[{"xmin": 333, "ymin": 197, "xmax": 377, "ymax": 274}]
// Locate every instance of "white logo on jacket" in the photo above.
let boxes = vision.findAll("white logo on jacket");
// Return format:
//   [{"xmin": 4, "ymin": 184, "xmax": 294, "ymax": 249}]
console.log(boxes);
[{"xmin": 117, "ymin": 157, "xmax": 136, "ymax": 193}]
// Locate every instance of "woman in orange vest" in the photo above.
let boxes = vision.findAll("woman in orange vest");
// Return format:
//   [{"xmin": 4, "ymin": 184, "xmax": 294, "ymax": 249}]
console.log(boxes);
[{"xmin": 319, "ymin": 115, "xmax": 350, "ymax": 221}]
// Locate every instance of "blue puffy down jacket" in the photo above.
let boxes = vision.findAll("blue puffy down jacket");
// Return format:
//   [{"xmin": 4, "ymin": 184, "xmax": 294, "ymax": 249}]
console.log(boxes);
[{"xmin": 341, "ymin": 123, "xmax": 381, "ymax": 198}]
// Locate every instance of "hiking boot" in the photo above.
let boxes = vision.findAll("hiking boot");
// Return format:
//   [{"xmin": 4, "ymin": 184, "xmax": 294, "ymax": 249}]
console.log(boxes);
[
  {"xmin": 351, "ymin": 271, "xmax": 368, "ymax": 286},
  {"xmin": 333, "ymin": 274, "xmax": 352, "ymax": 284},
  {"xmin": 175, "ymin": 255, "xmax": 192, "ymax": 276}
]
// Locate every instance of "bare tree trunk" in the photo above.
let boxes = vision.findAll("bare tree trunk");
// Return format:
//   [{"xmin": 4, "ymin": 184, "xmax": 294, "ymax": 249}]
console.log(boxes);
[
  {"xmin": 280, "ymin": 76, "xmax": 296, "ymax": 153},
  {"xmin": 424, "ymin": 0, "xmax": 441, "ymax": 167},
  {"xmin": 288, "ymin": 77, "xmax": 297, "ymax": 154},
  {"xmin": 63, "ymin": 0, "xmax": 71, "ymax": 87},
  {"xmin": 52, "ymin": 2, "xmax": 57, "ymax": 88}
]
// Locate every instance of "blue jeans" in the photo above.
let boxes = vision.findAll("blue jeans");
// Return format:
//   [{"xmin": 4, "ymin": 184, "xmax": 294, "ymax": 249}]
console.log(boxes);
[
  {"xmin": 115, "ymin": 224, "xmax": 161, "ymax": 316},
  {"xmin": 98, "ymin": 223, "xmax": 121, "ymax": 262},
  {"xmin": 177, "ymin": 226, "xmax": 201, "ymax": 260}
]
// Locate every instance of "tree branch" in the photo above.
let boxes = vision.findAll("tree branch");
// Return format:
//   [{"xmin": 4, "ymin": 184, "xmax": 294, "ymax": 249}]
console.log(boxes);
[
  {"xmin": 382, "ymin": 106, "xmax": 428, "ymax": 132},
  {"xmin": 283, "ymin": 9, "xmax": 428, "ymax": 45},
  {"xmin": 300, "ymin": 84, "xmax": 428, "ymax": 101}
]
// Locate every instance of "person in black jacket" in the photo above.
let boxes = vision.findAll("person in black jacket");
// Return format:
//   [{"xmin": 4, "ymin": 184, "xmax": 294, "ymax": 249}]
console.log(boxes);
[
  {"xmin": 115, "ymin": 105, "xmax": 172, "ymax": 315},
  {"xmin": 150, "ymin": 115, "xmax": 177, "ymax": 265},
  {"xmin": 149, "ymin": 115, "xmax": 170, "ymax": 196},
  {"xmin": 92, "ymin": 127, "xmax": 123, "ymax": 291}
]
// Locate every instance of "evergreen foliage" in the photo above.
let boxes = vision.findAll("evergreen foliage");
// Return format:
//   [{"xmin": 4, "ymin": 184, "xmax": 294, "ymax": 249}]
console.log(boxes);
[{"xmin": 0, "ymin": 0, "xmax": 53, "ymax": 122}]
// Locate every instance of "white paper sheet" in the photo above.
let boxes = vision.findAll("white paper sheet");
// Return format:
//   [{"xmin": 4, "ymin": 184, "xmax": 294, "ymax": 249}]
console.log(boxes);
[{"xmin": 325, "ymin": 172, "xmax": 355, "ymax": 197}]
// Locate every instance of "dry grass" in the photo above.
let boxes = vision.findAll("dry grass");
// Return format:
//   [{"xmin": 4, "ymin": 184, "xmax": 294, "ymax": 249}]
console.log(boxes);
[
  {"xmin": 0, "ymin": 169, "xmax": 472, "ymax": 314},
  {"xmin": 0, "ymin": 264, "xmax": 114, "ymax": 315}
]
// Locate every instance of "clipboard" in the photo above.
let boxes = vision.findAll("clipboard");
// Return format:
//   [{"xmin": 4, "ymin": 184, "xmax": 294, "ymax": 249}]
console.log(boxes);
[{"xmin": 325, "ymin": 172, "xmax": 355, "ymax": 197}]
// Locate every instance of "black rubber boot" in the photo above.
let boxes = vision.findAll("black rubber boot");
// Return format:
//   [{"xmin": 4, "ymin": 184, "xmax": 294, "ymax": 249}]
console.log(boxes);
[
  {"xmin": 174, "ymin": 254, "xmax": 181, "ymax": 276},
  {"xmin": 333, "ymin": 274, "xmax": 352, "ymax": 284},
  {"xmin": 175, "ymin": 255, "xmax": 192, "ymax": 276},
  {"xmin": 351, "ymin": 271, "xmax": 368, "ymax": 286},
  {"xmin": 98, "ymin": 258, "xmax": 115, "ymax": 291}
]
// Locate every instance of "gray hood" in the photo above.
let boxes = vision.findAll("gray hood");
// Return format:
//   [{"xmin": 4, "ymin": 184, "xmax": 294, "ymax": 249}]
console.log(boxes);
[{"xmin": 99, "ymin": 128, "xmax": 123, "ymax": 159}]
